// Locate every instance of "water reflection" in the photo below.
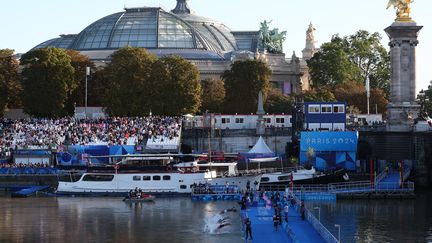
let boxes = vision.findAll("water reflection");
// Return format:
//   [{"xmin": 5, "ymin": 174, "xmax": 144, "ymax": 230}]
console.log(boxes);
[
  {"xmin": 308, "ymin": 190, "xmax": 432, "ymax": 243},
  {"xmin": 0, "ymin": 196, "xmax": 242, "ymax": 243}
]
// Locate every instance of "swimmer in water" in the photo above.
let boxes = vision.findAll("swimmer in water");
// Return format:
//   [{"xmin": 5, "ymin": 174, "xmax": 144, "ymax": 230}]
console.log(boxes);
[
  {"xmin": 216, "ymin": 222, "xmax": 232, "ymax": 231},
  {"xmin": 217, "ymin": 216, "xmax": 230, "ymax": 224},
  {"xmin": 220, "ymin": 207, "xmax": 237, "ymax": 214}
]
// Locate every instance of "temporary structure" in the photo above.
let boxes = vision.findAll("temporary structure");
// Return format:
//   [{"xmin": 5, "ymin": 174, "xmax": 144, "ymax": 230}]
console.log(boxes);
[{"xmin": 244, "ymin": 136, "xmax": 279, "ymax": 170}]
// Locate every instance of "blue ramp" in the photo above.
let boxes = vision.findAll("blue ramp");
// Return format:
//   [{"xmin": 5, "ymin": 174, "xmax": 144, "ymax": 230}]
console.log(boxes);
[
  {"xmin": 11, "ymin": 186, "xmax": 50, "ymax": 197},
  {"xmin": 381, "ymin": 172, "xmax": 400, "ymax": 183},
  {"xmin": 243, "ymin": 206, "xmax": 292, "ymax": 243}
]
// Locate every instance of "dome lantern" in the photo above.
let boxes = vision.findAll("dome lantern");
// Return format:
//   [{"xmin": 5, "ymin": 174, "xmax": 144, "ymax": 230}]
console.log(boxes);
[{"xmin": 171, "ymin": 0, "xmax": 192, "ymax": 14}]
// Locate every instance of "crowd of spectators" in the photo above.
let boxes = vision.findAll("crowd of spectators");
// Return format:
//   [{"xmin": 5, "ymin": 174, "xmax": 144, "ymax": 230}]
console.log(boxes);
[
  {"xmin": 0, "ymin": 162, "xmax": 51, "ymax": 169},
  {"xmin": 0, "ymin": 116, "xmax": 182, "ymax": 151}
]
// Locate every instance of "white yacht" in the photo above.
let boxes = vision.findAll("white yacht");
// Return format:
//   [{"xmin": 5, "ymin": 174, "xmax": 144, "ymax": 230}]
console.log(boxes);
[
  {"xmin": 259, "ymin": 166, "xmax": 349, "ymax": 186},
  {"xmin": 56, "ymin": 155, "xmax": 261, "ymax": 196}
]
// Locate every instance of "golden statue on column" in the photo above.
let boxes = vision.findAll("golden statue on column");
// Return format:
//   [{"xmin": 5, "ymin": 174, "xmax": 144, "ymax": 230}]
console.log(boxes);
[{"xmin": 387, "ymin": 0, "xmax": 414, "ymax": 22}]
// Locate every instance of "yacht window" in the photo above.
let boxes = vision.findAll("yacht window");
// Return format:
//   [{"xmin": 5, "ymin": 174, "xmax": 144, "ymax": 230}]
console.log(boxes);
[
  {"xmin": 133, "ymin": 176, "xmax": 141, "ymax": 181},
  {"xmin": 82, "ymin": 174, "xmax": 114, "ymax": 182},
  {"xmin": 143, "ymin": 176, "xmax": 151, "ymax": 181},
  {"xmin": 235, "ymin": 118, "xmax": 244, "ymax": 124},
  {"xmin": 180, "ymin": 185, "xmax": 187, "ymax": 189},
  {"xmin": 221, "ymin": 118, "xmax": 231, "ymax": 124},
  {"xmin": 277, "ymin": 176, "xmax": 290, "ymax": 181},
  {"xmin": 163, "ymin": 175, "xmax": 171, "ymax": 181},
  {"xmin": 153, "ymin": 175, "xmax": 161, "ymax": 181},
  {"xmin": 260, "ymin": 177, "xmax": 270, "ymax": 182}
]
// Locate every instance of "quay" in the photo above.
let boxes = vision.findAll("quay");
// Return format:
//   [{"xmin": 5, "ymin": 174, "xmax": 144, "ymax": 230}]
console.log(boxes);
[{"xmin": 240, "ymin": 191, "xmax": 337, "ymax": 243}]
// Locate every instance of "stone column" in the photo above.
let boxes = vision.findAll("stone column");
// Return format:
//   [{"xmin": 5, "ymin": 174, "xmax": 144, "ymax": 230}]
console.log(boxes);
[
  {"xmin": 385, "ymin": 21, "xmax": 422, "ymax": 131},
  {"xmin": 256, "ymin": 91, "xmax": 265, "ymax": 135}
]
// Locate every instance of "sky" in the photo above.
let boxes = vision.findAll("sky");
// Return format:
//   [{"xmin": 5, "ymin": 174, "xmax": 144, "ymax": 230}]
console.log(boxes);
[{"xmin": 1, "ymin": 0, "xmax": 431, "ymax": 92}]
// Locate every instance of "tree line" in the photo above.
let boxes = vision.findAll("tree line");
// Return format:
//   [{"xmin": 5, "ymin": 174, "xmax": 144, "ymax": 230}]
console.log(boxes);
[
  {"xmin": 2, "ymin": 29, "xmax": 421, "ymax": 118},
  {"xmin": 0, "ymin": 47, "xmax": 275, "ymax": 118}
]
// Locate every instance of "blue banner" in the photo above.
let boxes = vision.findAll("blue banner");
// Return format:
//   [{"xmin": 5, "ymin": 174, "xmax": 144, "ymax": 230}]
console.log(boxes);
[
  {"xmin": 300, "ymin": 131, "xmax": 358, "ymax": 152},
  {"xmin": 300, "ymin": 132, "xmax": 358, "ymax": 171},
  {"xmin": 56, "ymin": 145, "xmax": 137, "ymax": 165}
]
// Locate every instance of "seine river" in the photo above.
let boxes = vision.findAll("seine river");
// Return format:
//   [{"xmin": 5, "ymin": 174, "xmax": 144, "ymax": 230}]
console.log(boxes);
[{"xmin": 0, "ymin": 191, "xmax": 431, "ymax": 243}]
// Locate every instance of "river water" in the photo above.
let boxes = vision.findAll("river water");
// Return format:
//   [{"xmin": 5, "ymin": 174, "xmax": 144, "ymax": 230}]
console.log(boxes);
[
  {"xmin": 0, "ymin": 194, "xmax": 242, "ymax": 243},
  {"xmin": 0, "ymin": 191, "xmax": 431, "ymax": 243},
  {"xmin": 308, "ymin": 190, "xmax": 432, "ymax": 243}
]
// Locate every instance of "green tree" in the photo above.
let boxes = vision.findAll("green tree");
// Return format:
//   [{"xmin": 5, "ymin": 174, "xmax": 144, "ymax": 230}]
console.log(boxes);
[
  {"xmin": 307, "ymin": 39, "xmax": 355, "ymax": 88},
  {"xmin": 0, "ymin": 49, "xmax": 20, "ymax": 116},
  {"xmin": 65, "ymin": 50, "xmax": 94, "ymax": 115},
  {"xmin": 103, "ymin": 47, "xmax": 157, "ymax": 116},
  {"xmin": 201, "ymin": 78, "xmax": 225, "ymax": 113},
  {"xmin": 419, "ymin": 81, "xmax": 432, "ymax": 116},
  {"xmin": 308, "ymin": 30, "xmax": 390, "ymax": 95},
  {"xmin": 223, "ymin": 60, "xmax": 272, "ymax": 113},
  {"xmin": 302, "ymin": 88, "xmax": 336, "ymax": 102},
  {"xmin": 333, "ymin": 81, "xmax": 388, "ymax": 114},
  {"xmin": 150, "ymin": 56, "xmax": 201, "ymax": 115},
  {"xmin": 264, "ymin": 88, "xmax": 293, "ymax": 114},
  {"xmin": 88, "ymin": 69, "xmax": 110, "ymax": 107},
  {"xmin": 103, "ymin": 48, "xmax": 201, "ymax": 116},
  {"xmin": 21, "ymin": 47, "xmax": 75, "ymax": 118}
]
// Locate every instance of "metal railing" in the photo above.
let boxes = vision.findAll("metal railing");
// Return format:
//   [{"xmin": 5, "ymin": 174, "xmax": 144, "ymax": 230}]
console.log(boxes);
[
  {"xmin": 375, "ymin": 170, "xmax": 388, "ymax": 184},
  {"xmin": 288, "ymin": 190, "xmax": 339, "ymax": 243},
  {"xmin": 263, "ymin": 180, "xmax": 415, "ymax": 195}
]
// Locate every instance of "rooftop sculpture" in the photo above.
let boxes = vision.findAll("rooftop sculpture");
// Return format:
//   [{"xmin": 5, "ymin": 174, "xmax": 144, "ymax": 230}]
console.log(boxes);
[
  {"xmin": 258, "ymin": 20, "xmax": 287, "ymax": 54},
  {"xmin": 386, "ymin": 0, "xmax": 414, "ymax": 21}
]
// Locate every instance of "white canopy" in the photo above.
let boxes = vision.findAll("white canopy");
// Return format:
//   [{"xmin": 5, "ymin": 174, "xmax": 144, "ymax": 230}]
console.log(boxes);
[
  {"xmin": 248, "ymin": 136, "xmax": 274, "ymax": 154},
  {"xmin": 249, "ymin": 157, "xmax": 279, "ymax": 163}
]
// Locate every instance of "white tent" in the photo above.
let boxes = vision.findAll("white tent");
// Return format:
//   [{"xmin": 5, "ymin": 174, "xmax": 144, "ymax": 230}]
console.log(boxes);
[
  {"xmin": 248, "ymin": 136, "xmax": 274, "ymax": 154},
  {"xmin": 247, "ymin": 137, "xmax": 278, "ymax": 163}
]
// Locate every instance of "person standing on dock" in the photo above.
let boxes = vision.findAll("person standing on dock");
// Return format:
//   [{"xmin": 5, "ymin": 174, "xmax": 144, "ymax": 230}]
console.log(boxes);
[
  {"xmin": 284, "ymin": 204, "xmax": 289, "ymax": 222},
  {"xmin": 273, "ymin": 214, "xmax": 280, "ymax": 231},
  {"xmin": 244, "ymin": 217, "xmax": 253, "ymax": 240},
  {"xmin": 300, "ymin": 201, "xmax": 306, "ymax": 220}
]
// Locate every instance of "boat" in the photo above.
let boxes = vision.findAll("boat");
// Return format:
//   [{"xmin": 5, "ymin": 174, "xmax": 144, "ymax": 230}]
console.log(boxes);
[
  {"xmin": 56, "ymin": 154, "xmax": 262, "ymax": 196},
  {"xmin": 123, "ymin": 194, "xmax": 156, "ymax": 202},
  {"xmin": 259, "ymin": 167, "xmax": 349, "ymax": 187}
]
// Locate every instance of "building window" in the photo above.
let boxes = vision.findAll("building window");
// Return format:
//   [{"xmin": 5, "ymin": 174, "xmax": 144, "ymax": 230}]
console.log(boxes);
[
  {"xmin": 221, "ymin": 118, "xmax": 231, "ymax": 124},
  {"xmin": 143, "ymin": 176, "xmax": 151, "ymax": 181},
  {"xmin": 321, "ymin": 105, "xmax": 332, "ymax": 113},
  {"xmin": 133, "ymin": 176, "xmax": 141, "ymax": 181},
  {"xmin": 333, "ymin": 105, "xmax": 345, "ymax": 113},
  {"xmin": 308, "ymin": 105, "xmax": 320, "ymax": 113},
  {"xmin": 153, "ymin": 176, "xmax": 161, "ymax": 181},
  {"xmin": 163, "ymin": 175, "xmax": 171, "ymax": 181},
  {"xmin": 235, "ymin": 118, "xmax": 244, "ymax": 124},
  {"xmin": 276, "ymin": 118, "xmax": 285, "ymax": 123}
]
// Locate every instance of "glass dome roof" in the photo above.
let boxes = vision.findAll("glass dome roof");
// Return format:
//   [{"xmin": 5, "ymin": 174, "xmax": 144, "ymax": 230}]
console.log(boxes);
[{"xmin": 33, "ymin": 2, "xmax": 239, "ymax": 56}]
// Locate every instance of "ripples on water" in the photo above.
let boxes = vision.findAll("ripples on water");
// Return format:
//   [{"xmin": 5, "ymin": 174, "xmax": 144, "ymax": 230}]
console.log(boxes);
[
  {"xmin": 308, "ymin": 190, "xmax": 432, "ymax": 243},
  {"xmin": 0, "ymin": 194, "xmax": 242, "ymax": 243},
  {"xmin": 2, "ymin": 191, "xmax": 432, "ymax": 243}
]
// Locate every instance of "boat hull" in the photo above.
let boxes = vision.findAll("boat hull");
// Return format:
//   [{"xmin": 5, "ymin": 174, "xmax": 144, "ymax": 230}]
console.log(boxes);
[
  {"xmin": 56, "ymin": 172, "xmax": 261, "ymax": 196},
  {"xmin": 260, "ymin": 169, "xmax": 349, "ymax": 187}
]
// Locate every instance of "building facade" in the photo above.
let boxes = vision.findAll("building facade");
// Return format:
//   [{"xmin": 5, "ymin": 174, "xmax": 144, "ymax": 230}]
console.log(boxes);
[{"xmin": 32, "ymin": 0, "xmax": 316, "ymax": 95}]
